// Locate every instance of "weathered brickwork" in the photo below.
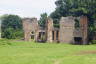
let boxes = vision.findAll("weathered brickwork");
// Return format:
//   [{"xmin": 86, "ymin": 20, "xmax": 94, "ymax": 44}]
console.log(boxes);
[
  {"xmin": 22, "ymin": 16, "xmax": 89, "ymax": 44},
  {"xmin": 22, "ymin": 18, "xmax": 39, "ymax": 41},
  {"xmin": 46, "ymin": 18, "xmax": 53, "ymax": 42},
  {"xmin": 80, "ymin": 16, "xmax": 88, "ymax": 44},
  {"xmin": 59, "ymin": 16, "xmax": 75, "ymax": 43}
]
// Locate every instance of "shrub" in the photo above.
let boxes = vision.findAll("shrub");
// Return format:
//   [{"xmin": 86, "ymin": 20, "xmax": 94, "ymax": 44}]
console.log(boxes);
[
  {"xmin": 2, "ymin": 28, "xmax": 23, "ymax": 39},
  {"xmin": 92, "ymin": 40, "xmax": 96, "ymax": 44},
  {"xmin": 1, "ymin": 14, "xmax": 23, "ymax": 39},
  {"xmin": 14, "ymin": 30, "xmax": 24, "ymax": 39}
]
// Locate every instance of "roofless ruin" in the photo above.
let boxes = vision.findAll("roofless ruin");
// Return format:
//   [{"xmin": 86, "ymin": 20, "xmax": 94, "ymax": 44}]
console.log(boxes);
[{"xmin": 22, "ymin": 16, "xmax": 88, "ymax": 45}]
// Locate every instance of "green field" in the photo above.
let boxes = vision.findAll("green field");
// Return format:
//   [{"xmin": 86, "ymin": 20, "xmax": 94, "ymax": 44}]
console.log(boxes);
[{"xmin": 0, "ymin": 39, "xmax": 96, "ymax": 64}]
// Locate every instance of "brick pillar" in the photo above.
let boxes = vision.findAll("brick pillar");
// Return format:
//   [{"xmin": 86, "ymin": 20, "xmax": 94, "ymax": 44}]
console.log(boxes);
[
  {"xmin": 34, "ymin": 24, "xmax": 39, "ymax": 42},
  {"xmin": 46, "ymin": 18, "xmax": 53, "ymax": 43},
  {"xmin": 24, "ymin": 31, "xmax": 31, "ymax": 41},
  {"xmin": 22, "ymin": 19, "xmax": 31, "ymax": 41},
  {"xmin": 34, "ymin": 30, "xmax": 39, "ymax": 42},
  {"xmin": 59, "ymin": 17, "xmax": 75, "ymax": 43},
  {"xmin": 80, "ymin": 16, "xmax": 88, "ymax": 44}
]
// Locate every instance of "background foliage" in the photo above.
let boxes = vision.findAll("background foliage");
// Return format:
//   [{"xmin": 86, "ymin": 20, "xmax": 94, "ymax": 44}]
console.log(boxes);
[
  {"xmin": 0, "ymin": 14, "xmax": 23, "ymax": 39},
  {"xmin": 39, "ymin": 13, "xmax": 48, "ymax": 28},
  {"xmin": 50, "ymin": 0, "xmax": 96, "ymax": 42}
]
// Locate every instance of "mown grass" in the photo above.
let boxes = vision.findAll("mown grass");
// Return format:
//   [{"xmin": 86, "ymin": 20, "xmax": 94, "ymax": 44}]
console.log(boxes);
[{"xmin": 0, "ymin": 39, "xmax": 96, "ymax": 64}]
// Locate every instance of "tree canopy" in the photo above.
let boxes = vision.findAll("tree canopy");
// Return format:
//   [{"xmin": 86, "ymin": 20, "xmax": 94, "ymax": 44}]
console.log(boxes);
[
  {"xmin": 39, "ymin": 13, "xmax": 48, "ymax": 27},
  {"xmin": 50, "ymin": 0, "xmax": 96, "ymax": 23},
  {"xmin": 50, "ymin": 0, "xmax": 96, "ymax": 41},
  {"xmin": 1, "ymin": 14, "xmax": 23, "ymax": 39}
]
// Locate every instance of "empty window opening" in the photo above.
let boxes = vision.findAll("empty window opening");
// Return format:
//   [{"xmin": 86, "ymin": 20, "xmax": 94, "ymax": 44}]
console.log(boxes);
[
  {"xmin": 31, "ymin": 31, "xmax": 34, "ymax": 39},
  {"xmin": 38, "ymin": 32, "xmax": 46, "ymax": 42},
  {"xmin": 52, "ymin": 31, "xmax": 54, "ymax": 40}
]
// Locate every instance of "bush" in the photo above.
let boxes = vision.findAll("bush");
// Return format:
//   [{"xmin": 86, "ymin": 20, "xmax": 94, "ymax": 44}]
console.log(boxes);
[
  {"xmin": 92, "ymin": 40, "xmax": 96, "ymax": 44},
  {"xmin": 2, "ymin": 28, "xmax": 23, "ymax": 39},
  {"xmin": 1, "ymin": 14, "xmax": 23, "ymax": 39},
  {"xmin": 14, "ymin": 30, "xmax": 24, "ymax": 39},
  {"xmin": 2, "ymin": 28, "xmax": 15, "ymax": 39}
]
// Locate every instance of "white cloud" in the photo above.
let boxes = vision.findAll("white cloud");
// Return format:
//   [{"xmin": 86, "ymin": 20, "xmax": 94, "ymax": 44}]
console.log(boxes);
[{"xmin": 0, "ymin": 0, "xmax": 56, "ymax": 19}]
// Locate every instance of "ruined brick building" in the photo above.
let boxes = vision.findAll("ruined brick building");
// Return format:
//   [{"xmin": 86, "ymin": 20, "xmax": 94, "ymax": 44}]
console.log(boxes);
[{"xmin": 22, "ymin": 16, "xmax": 88, "ymax": 44}]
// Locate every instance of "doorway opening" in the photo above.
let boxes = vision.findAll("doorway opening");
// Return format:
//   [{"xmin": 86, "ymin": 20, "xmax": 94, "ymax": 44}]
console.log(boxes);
[
  {"xmin": 38, "ymin": 32, "xmax": 46, "ymax": 42},
  {"xmin": 31, "ymin": 31, "xmax": 34, "ymax": 39},
  {"xmin": 74, "ymin": 37, "xmax": 82, "ymax": 45}
]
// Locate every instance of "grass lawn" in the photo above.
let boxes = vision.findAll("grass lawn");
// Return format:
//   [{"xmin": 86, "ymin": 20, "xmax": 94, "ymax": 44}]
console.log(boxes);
[{"xmin": 0, "ymin": 39, "xmax": 96, "ymax": 64}]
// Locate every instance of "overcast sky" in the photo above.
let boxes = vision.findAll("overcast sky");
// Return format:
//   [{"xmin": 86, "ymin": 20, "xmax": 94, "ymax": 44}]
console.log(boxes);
[{"xmin": 0, "ymin": 0, "xmax": 56, "ymax": 19}]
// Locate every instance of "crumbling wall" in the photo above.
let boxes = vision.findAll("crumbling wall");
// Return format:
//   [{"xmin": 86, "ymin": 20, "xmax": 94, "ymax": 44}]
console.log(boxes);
[
  {"xmin": 80, "ymin": 16, "xmax": 88, "ymax": 44},
  {"xmin": 46, "ymin": 18, "xmax": 53, "ymax": 42},
  {"xmin": 22, "ymin": 18, "xmax": 39, "ymax": 41},
  {"xmin": 22, "ymin": 16, "xmax": 89, "ymax": 44},
  {"xmin": 59, "ymin": 16, "xmax": 75, "ymax": 43}
]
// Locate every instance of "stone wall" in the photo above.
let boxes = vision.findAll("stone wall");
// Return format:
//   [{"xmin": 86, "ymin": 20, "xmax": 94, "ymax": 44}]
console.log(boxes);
[
  {"xmin": 46, "ymin": 18, "xmax": 53, "ymax": 42},
  {"xmin": 22, "ymin": 18, "xmax": 39, "ymax": 41},
  {"xmin": 59, "ymin": 16, "xmax": 75, "ymax": 43},
  {"xmin": 80, "ymin": 16, "xmax": 88, "ymax": 44},
  {"xmin": 22, "ymin": 16, "xmax": 89, "ymax": 44}
]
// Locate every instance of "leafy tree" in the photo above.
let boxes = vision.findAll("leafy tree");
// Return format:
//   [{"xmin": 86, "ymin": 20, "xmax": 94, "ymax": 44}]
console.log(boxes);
[
  {"xmin": 50, "ymin": 0, "xmax": 96, "ymax": 41},
  {"xmin": 39, "ymin": 13, "xmax": 48, "ymax": 27},
  {"xmin": 50, "ymin": 0, "xmax": 96, "ymax": 24},
  {"xmin": 1, "ymin": 14, "xmax": 23, "ymax": 39}
]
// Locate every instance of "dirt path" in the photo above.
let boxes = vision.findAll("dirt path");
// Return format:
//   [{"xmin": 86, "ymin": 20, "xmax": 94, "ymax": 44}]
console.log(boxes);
[{"xmin": 77, "ymin": 50, "xmax": 96, "ymax": 55}]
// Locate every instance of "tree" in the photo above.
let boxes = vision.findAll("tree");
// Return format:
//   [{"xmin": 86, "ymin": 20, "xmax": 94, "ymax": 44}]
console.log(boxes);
[
  {"xmin": 50, "ymin": 0, "xmax": 96, "ymax": 41},
  {"xmin": 39, "ymin": 13, "xmax": 48, "ymax": 27},
  {"xmin": 50, "ymin": 0, "xmax": 96, "ymax": 24},
  {"xmin": 1, "ymin": 14, "xmax": 23, "ymax": 39}
]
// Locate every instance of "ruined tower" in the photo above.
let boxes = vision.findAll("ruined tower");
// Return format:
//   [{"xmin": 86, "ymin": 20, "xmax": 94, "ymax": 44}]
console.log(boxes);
[
  {"xmin": 59, "ymin": 16, "xmax": 75, "ymax": 43},
  {"xmin": 46, "ymin": 18, "xmax": 53, "ymax": 42},
  {"xmin": 22, "ymin": 18, "xmax": 39, "ymax": 41},
  {"xmin": 80, "ymin": 16, "xmax": 88, "ymax": 44}
]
